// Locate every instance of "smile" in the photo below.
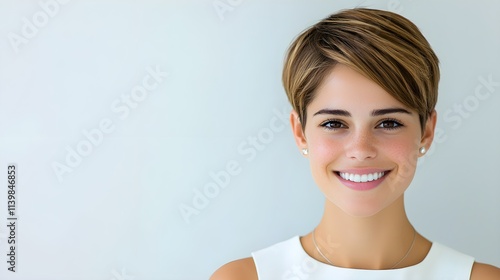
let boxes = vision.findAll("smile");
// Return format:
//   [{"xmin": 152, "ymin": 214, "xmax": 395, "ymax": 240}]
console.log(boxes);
[
  {"xmin": 338, "ymin": 171, "xmax": 385, "ymax": 183},
  {"xmin": 334, "ymin": 169, "xmax": 391, "ymax": 191}
]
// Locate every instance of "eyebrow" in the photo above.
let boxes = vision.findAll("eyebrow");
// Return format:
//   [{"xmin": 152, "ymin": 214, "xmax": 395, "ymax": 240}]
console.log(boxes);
[{"xmin": 313, "ymin": 108, "xmax": 412, "ymax": 117}]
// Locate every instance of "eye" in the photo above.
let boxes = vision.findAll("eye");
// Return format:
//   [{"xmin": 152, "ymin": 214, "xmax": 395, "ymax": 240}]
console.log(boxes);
[
  {"xmin": 320, "ymin": 119, "xmax": 347, "ymax": 130},
  {"xmin": 377, "ymin": 119, "xmax": 404, "ymax": 130}
]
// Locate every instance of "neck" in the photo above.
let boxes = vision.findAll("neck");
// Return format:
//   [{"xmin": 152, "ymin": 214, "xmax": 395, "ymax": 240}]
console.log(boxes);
[{"xmin": 312, "ymin": 196, "xmax": 417, "ymax": 269}]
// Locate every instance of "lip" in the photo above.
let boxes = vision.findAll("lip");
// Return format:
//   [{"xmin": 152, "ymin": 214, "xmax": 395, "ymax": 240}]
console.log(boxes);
[
  {"xmin": 336, "ymin": 168, "xmax": 388, "ymax": 174},
  {"xmin": 334, "ymin": 168, "xmax": 391, "ymax": 191}
]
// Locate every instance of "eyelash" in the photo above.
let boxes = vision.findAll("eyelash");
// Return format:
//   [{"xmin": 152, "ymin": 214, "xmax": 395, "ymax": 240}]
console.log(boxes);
[
  {"xmin": 320, "ymin": 119, "xmax": 346, "ymax": 130},
  {"xmin": 319, "ymin": 118, "xmax": 405, "ymax": 131},
  {"xmin": 377, "ymin": 118, "xmax": 404, "ymax": 130}
]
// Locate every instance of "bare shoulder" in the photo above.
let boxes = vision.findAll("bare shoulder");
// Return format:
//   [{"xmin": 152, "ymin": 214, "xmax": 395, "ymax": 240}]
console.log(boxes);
[
  {"xmin": 210, "ymin": 257, "xmax": 258, "ymax": 280},
  {"xmin": 470, "ymin": 262, "xmax": 500, "ymax": 280}
]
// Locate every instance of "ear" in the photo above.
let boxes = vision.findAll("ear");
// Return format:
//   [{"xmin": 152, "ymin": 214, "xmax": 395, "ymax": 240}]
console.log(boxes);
[
  {"xmin": 419, "ymin": 110, "xmax": 437, "ymax": 155},
  {"xmin": 290, "ymin": 110, "xmax": 308, "ymax": 154}
]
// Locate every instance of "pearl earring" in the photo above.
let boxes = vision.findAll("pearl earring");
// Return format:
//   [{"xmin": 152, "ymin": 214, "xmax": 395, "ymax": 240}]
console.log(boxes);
[
  {"xmin": 419, "ymin": 147, "xmax": 426, "ymax": 154},
  {"xmin": 302, "ymin": 148, "xmax": 308, "ymax": 155}
]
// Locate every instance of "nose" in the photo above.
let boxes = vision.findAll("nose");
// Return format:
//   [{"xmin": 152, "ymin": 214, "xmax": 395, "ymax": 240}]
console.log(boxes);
[{"xmin": 345, "ymin": 129, "xmax": 377, "ymax": 161}]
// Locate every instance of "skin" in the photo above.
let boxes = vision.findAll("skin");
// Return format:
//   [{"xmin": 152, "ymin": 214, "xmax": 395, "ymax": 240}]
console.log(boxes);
[
  {"xmin": 293, "ymin": 64, "xmax": 433, "ymax": 269},
  {"xmin": 211, "ymin": 64, "xmax": 500, "ymax": 279}
]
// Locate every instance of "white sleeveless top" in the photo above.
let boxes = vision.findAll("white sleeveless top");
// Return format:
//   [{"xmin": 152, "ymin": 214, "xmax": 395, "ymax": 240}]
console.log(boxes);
[{"xmin": 252, "ymin": 236, "xmax": 474, "ymax": 280}]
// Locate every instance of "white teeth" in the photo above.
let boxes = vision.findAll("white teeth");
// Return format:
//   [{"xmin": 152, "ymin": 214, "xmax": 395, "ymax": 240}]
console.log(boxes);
[
  {"xmin": 367, "ymin": 173, "xmax": 374, "ymax": 181},
  {"xmin": 339, "ymin": 171, "xmax": 385, "ymax": 182}
]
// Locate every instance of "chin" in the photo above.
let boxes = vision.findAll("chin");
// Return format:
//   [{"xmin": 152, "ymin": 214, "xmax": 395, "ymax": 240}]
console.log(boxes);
[
  {"xmin": 337, "ymin": 201, "xmax": 388, "ymax": 218},
  {"xmin": 325, "ymin": 191, "xmax": 404, "ymax": 218}
]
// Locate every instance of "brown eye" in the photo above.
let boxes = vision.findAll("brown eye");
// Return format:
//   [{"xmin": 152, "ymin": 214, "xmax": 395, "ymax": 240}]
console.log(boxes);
[
  {"xmin": 321, "ymin": 120, "xmax": 347, "ymax": 130},
  {"xmin": 377, "ymin": 119, "xmax": 403, "ymax": 130}
]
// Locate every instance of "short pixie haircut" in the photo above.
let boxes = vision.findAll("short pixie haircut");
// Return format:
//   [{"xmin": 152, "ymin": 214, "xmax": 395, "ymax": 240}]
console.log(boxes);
[{"xmin": 282, "ymin": 8, "xmax": 439, "ymax": 132}]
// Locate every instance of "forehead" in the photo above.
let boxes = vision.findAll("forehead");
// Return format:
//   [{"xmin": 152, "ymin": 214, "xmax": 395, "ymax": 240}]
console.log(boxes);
[{"xmin": 309, "ymin": 65, "xmax": 410, "ymax": 113}]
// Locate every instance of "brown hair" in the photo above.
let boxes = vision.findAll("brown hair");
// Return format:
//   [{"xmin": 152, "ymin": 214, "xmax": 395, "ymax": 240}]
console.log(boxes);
[{"xmin": 282, "ymin": 8, "xmax": 439, "ymax": 132}]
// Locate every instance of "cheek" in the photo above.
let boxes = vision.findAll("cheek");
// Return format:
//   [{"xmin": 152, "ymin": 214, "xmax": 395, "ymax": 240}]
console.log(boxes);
[
  {"xmin": 385, "ymin": 141, "xmax": 417, "ymax": 159},
  {"xmin": 383, "ymin": 137, "xmax": 421, "ymax": 182},
  {"xmin": 382, "ymin": 130, "xmax": 420, "ymax": 157},
  {"xmin": 308, "ymin": 136, "xmax": 342, "ymax": 165}
]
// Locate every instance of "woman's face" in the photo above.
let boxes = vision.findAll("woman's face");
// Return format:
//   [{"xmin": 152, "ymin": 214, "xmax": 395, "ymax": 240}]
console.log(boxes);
[{"xmin": 291, "ymin": 64, "xmax": 436, "ymax": 217}]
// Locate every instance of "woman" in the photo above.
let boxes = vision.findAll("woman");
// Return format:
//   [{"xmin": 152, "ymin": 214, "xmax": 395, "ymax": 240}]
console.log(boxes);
[{"xmin": 211, "ymin": 8, "xmax": 500, "ymax": 279}]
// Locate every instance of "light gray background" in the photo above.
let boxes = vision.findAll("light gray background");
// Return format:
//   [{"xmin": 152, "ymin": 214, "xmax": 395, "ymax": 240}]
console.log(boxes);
[{"xmin": 0, "ymin": 0, "xmax": 499, "ymax": 279}]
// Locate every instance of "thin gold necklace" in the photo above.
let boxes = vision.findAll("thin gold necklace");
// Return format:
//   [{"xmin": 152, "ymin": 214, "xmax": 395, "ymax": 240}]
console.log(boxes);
[{"xmin": 312, "ymin": 227, "xmax": 417, "ymax": 269}]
